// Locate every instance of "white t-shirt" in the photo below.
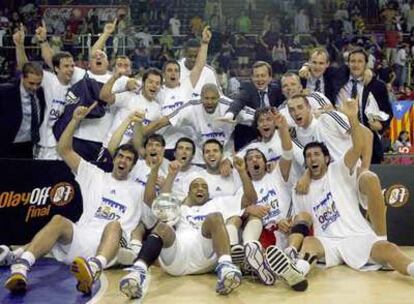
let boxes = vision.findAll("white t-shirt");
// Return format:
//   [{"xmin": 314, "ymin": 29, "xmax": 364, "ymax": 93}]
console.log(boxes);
[
  {"xmin": 292, "ymin": 157, "xmax": 376, "ymax": 238},
  {"xmin": 75, "ymin": 159, "xmax": 145, "ymax": 235},
  {"xmin": 169, "ymin": 98, "xmax": 254, "ymax": 163},
  {"xmin": 169, "ymin": 18, "xmax": 181, "ymax": 35},
  {"xmin": 176, "ymin": 195, "xmax": 241, "ymax": 232},
  {"xmin": 157, "ymin": 77, "xmax": 195, "ymax": 149},
  {"xmin": 129, "ymin": 158, "xmax": 170, "ymax": 187},
  {"xmin": 295, "ymin": 111, "xmax": 351, "ymax": 161},
  {"xmin": 38, "ymin": 67, "xmax": 85, "ymax": 147},
  {"xmin": 171, "ymin": 165, "xmax": 203, "ymax": 201},
  {"xmin": 103, "ymin": 91, "xmax": 162, "ymax": 147},
  {"xmin": 238, "ymin": 131, "xmax": 305, "ymax": 177},
  {"xmin": 240, "ymin": 164, "xmax": 294, "ymax": 227},
  {"xmin": 178, "ymin": 58, "xmax": 220, "ymax": 97},
  {"xmin": 183, "ymin": 169, "xmax": 241, "ymax": 198},
  {"xmin": 73, "ymin": 71, "xmax": 127, "ymax": 143}
]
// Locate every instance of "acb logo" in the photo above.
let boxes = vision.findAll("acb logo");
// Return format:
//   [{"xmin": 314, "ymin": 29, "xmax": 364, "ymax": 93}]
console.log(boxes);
[{"xmin": 49, "ymin": 182, "xmax": 75, "ymax": 207}]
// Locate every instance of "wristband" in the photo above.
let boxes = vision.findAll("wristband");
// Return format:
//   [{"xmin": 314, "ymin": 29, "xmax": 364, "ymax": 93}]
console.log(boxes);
[{"xmin": 281, "ymin": 149, "xmax": 293, "ymax": 160}]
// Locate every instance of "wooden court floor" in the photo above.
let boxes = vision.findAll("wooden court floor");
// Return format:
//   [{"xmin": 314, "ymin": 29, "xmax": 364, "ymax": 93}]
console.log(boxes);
[{"xmin": 98, "ymin": 247, "xmax": 414, "ymax": 304}]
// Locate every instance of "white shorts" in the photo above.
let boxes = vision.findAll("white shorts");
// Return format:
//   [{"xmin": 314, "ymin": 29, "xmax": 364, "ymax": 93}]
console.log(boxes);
[
  {"xmin": 34, "ymin": 145, "xmax": 61, "ymax": 160},
  {"xmin": 317, "ymin": 234, "xmax": 382, "ymax": 270},
  {"xmin": 159, "ymin": 227, "xmax": 216, "ymax": 276},
  {"xmin": 51, "ymin": 223, "xmax": 106, "ymax": 265}
]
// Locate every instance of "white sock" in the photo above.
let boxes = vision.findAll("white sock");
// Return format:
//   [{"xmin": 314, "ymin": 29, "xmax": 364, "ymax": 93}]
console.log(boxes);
[
  {"xmin": 218, "ymin": 254, "xmax": 232, "ymax": 264},
  {"xmin": 94, "ymin": 255, "xmax": 107, "ymax": 269},
  {"xmin": 20, "ymin": 251, "xmax": 36, "ymax": 267},
  {"xmin": 226, "ymin": 224, "xmax": 239, "ymax": 246},
  {"xmin": 134, "ymin": 260, "xmax": 148, "ymax": 271},
  {"xmin": 407, "ymin": 262, "xmax": 414, "ymax": 276},
  {"xmin": 130, "ymin": 239, "xmax": 143, "ymax": 255},
  {"xmin": 378, "ymin": 235, "xmax": 387, "ymax": 241},
  {"xmin": 12, "ymin": 247, "xmax": 25, "ymax": 258},
  {"xmin": 242, "ymin": 218, "xmax": 262, "ymax": 244},
  {"xmin": 295, "ymin": 259, "xmax": 311, "ymax": 276}
]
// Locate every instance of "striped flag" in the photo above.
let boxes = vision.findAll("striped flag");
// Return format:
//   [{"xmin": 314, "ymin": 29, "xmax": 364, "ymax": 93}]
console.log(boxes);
[{"xmin": 390, "ymin": 100, "xmax": 413, "ymax": 145}]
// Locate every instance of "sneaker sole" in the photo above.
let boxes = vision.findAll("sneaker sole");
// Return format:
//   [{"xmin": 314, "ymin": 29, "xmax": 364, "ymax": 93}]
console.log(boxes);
[
  {"xmin": 265, "ymin": 246, "xmax": 308, "ymax": 292},
  {"xmin": 245, "ymin": 242, "xmax": 275, "ymax": 286},
  {"xmin": 71, "ymin": 257, "xmax": 94, "ymax": 294},
  {"xmin": 216, "ymin": 269, "xmax": 242, "ymax": 295},
  {"xmin": 119, "ymin": 276, "xmax": 143, "ymax": 299},
  {"xmin": 4, "ymin": 273, "xmax": 27, "ymax": 294}
]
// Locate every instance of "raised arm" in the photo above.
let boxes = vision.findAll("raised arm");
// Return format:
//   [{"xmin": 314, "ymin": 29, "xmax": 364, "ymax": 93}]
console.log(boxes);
[
  {"xmin": 340, "ymin": 98, "xmax": 364, "ymax": 171},
  {"xmin": 99, "ymin": 69, "xmax": 125, "ymax": 104},
  {"xmin": 13, "ymin": 24, "xmax": 28, "ymax": 71},
  {"xmin": 143, "ymin": 156, "xmax": 162, "ymax": 207},
  {"xmin": 189, "ymin": 26, "xmax": 212, "ymax": 88},
  {"xmin": 233, "ymin": 155, "xmax": 258, "ymax": 208},
  {"xmin": 142, "ymin": 116, "xmax": 171, "ymax": 136},
  {"xmin": 35, "ymin": 20, "xmax": 54, "ymax": 68},
  {"xmin": 161, "ymin": 161, "xmax": 182, "ymax": 193},
  {"xmin": 91, "ymin": 19, "xmax": 117, "ymax": 55},
  {"xmin": 272, "ymin": 108, "xmax": 293, "ymax": 181},
  {"xmin": 108, "ymin": 111, "xmax": 145, "ymax": 156},
  {"xmin": 57, "ymin": 102, "xmax": 97, "ymax": 173}
]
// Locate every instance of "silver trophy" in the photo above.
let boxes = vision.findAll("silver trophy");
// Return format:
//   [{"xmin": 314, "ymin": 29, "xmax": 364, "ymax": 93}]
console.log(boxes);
[{"xmin": 151, "ymin": 193, "xmax": 182, "ymax": 225}]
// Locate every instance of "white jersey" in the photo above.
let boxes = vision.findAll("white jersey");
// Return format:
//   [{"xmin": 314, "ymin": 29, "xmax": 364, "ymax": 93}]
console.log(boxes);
[
  {"xmin": 178, "ymin": 58, "xmax": 220, "ymax": 97},
  {"xmin": 103, "ymin": 91, "xmax": 162, "ymax": 147},
  {"xmin": 176, "ymin": 195, "xmax": 241, "ymax": 232},
  {"xmin": 129, "ymin": 158, "xmax": 170, "ymax": 187},
  {"xmin": 243, "ymin": 164, "xmax": 294, "ymax": 227},
  {"xmin": 38, "ymin": 69, "xmax": 82, "ymax": 147},
  {"xmin": 75, "ymin": 159, "xmax": 144, "ymax": 235},
  {"xmin": 292, "ymin": 157, "xmax": 376, "ymax": 238},
  {"xmin": 169, "ymin": 98, "xmax": 254, "ymax": 163},
  {"xmin": 72, "ymin": 71, "xmax": 128, "ymax": 143},
  {"xmin": 295, "ymin": 111, "xmax": 351, "ymax": 161},
  {"xmin": 238, "ymin": 131, "xmax": 305, "ymax": 177},
  {"xmin": 157, "ymin": 77, "xmax": 195, "ymax": 149},
  {"xmin": 183, "ymin": 169, "xmax": 241, "ymax": 198},
  {"xmin": 171, "ymin": 165, "xmax": 203, "ymax": 201}
]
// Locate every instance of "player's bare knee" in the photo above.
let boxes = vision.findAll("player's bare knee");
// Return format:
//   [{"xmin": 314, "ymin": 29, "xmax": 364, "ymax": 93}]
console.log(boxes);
[
  {"xmin": 106, "ymin": 221, "xmax": 122, "ymax": 234},
  {"xmin": 360, "ymin": 172, "xmax": 381, "ymax": 191},
  {"xmin": 226, "ymin": 216, "xmax": 242, "ymax": 228},
  {"xmin": 50, "ymin": 214, "xmax": 69, "ymax": 228},
  {"xmin": 153, "ymin": 222, "xmax": 174, "ymax": 242},
  {"xmin": 206, "ymin": 212, "xmax": 225, "ymax": 226},
  {"xmin": 373, "ymin": 240, "xmax": 398, "ymax": 255},
  {"xmin": 294, "ymin": 212, "xmax": 312, "ymax": 225}
]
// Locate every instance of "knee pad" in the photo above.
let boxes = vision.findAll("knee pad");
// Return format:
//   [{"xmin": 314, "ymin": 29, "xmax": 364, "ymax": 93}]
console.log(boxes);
[{"xmin": 291, "ymin": 221, "xmax": 310, "ymax": 237}]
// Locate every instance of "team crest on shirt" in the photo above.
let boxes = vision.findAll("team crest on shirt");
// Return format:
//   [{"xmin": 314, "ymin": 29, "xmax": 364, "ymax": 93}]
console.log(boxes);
[
  {"xmin": 110, "ymin": 189, "xmax": 116, "ymax": 195},
  {"xmin": 216, "ymin": 186, "xmax": 222, "ymax": 192},
  {"xmin": 384, "ymin": 184, "xmax": 410, "ymax": 208},
  {"xmin": 313, "ymin": 192, "xmax": 340, "ymax": 231}
]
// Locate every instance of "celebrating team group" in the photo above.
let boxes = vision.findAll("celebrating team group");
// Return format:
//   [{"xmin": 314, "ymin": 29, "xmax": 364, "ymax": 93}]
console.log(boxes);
[{"xmin": 1, "ymin": 19, "xmax": 414, "ymax": 300}]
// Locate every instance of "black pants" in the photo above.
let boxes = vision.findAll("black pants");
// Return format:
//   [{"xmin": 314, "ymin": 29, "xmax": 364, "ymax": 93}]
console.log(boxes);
[{"xmin": 73, "ymin": 137, "xmax": 102, "ymax": 162}]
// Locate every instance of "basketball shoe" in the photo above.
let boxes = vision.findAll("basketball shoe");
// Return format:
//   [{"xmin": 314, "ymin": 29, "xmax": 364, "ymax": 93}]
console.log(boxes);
[
  {"xmin": 4, "ymin": 258, "xmax": 30, "ymax": 294},
  {"xmin": 244, "ymin": 241, "xmax": 275, "ymax": 285},
  {"xmin": 215, "ymin": 261, "xmax": 242, "ymax": 295},
  {"xmin": 71, "ymin": 256, "xmax": 102, "ymax": 294},
  {"xmin": 119, "ymin": 265, "xmax": 150, "ymax": 299}
]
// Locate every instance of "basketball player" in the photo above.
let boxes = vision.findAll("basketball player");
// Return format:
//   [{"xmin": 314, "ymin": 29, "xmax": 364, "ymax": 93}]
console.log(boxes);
[
  {"xmin": 266, "ymin": 98, "xmax": 414, "ymax": 289},
  {"xmin": 287, "ymin": 94, "xmax": 387, "ymax": 238},
  {"xmin": 3, "ymin": 104, "xmax": 147, "ymax": 295},
  {"xmin": 118, "ymin": 155, "xmax": 257, "ymax": 299}
]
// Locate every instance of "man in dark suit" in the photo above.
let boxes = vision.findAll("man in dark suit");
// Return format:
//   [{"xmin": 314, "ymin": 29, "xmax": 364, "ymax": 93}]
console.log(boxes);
[
  {"xmin": 335, "ymin": 48, "xmax": 392, "ymax": 164},
  {"xmin": 0, "ymin": 62, "xmax": 45, "ymax": 158},
  {"xmin": 221, "ymin": 61, "xmax": 284, "ymax": 150},
  {"xmin": 299, "ymin": 47, "xmax": 339, "ymax": 103}
]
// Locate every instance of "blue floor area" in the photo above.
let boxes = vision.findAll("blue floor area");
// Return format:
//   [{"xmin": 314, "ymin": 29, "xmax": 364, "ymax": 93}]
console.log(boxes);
[{"xmin": 0, "ymin": 258, "xmax": 101, "ymax": 304}]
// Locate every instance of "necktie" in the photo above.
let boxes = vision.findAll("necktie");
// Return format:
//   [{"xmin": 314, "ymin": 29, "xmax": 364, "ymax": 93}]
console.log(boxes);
[
  {"xmin": 259, "ymin": 90, "xmax": 266, "ymax": 108},
  {"xmin": 315, "ymin": 79, "xmax": 321, "ymax": 92},
  {"xmin": 29, "ymin": 94, "xmax": 40, "ymax": 143},
  {"xmin": 351, "ymin": 79, "xmax": 358, "ymax": 99}
]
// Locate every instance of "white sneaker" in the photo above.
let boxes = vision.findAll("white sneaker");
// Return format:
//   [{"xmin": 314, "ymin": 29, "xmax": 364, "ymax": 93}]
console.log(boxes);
[
  {"xmin": 215, "ymin": 261, "xmax": 242, "ymax": 295},
  {"xmin": 265, "ymin": 245, "xmax": 308, "ymax": 291},
  {"xmin": 244, "ymin": 241, "xmax": 275, "ymax": 285},
  {"xmin": 119, "ymin": 265, "xmax": 150, "ymax": 299}
]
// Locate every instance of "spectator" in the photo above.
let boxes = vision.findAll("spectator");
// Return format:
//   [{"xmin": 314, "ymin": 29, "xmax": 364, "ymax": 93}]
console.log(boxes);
[
  {"xmin": 294, "ymin": 8, "xmax": 310, "ymax": 34},
  {"xmin": 227, "ymin": 69, "xmax": 240, "ymax": 98},
  {"xmin": 159, "ymin": 29, "xmax": 174, "ymax": 50},
  {"xmin": 132, "ymin": 46, "xmax": 150, "ymax": 72},
  {"xmin": 190, "ymin": 15, "xmax": 204, "ymax": 36},
  {"xmin": 406, "ymin": 3, "xmax": 414, "ymax": 32},
  {"xmin": 236, "ymin": 11, "xmax": 251, "ymax": 34},
  {"xmin": 169, "ymin": 13, "xmax": 181, "ymax": 36},
  {"xmin": 393, "ymin": 130, "xmax": 412, "ymax": 151},
  {"xmin": 394, "ymin": 43, "xmax": 409, "ymax": 91},
  {"xmin": 135, "ymin": 27, "xmax": 153, "ymax": 48}
]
